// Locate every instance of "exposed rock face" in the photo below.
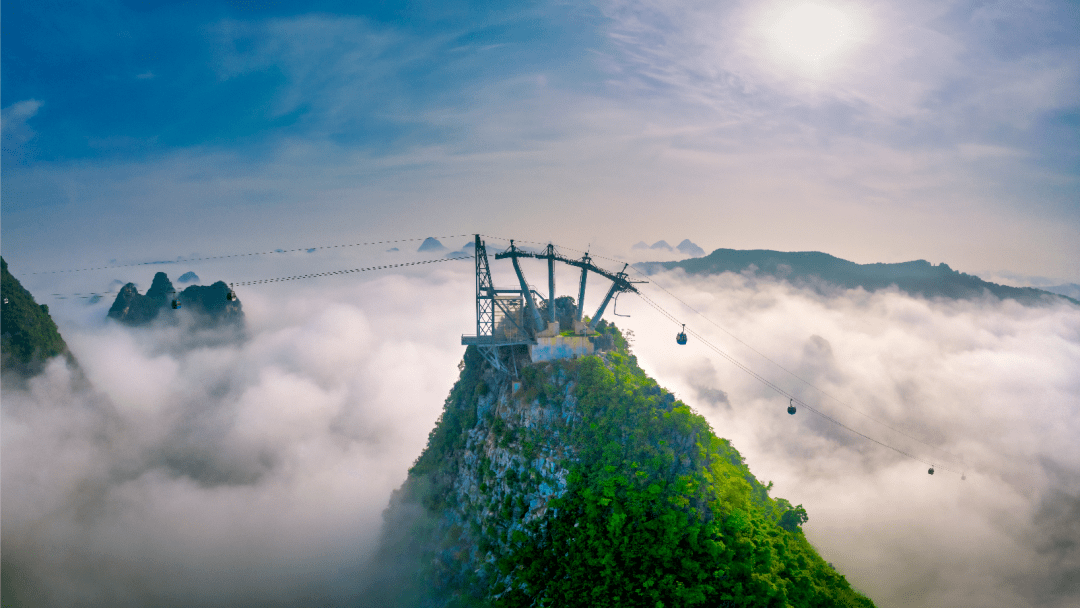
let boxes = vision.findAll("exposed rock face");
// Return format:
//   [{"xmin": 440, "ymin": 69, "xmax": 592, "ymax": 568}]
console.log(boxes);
[
  {"xmin": 1, "ymin": 257, "xmax": 71, "ymax": 374},
  {"xmin": 370, "ymin": 350, "xmax": 578, "ymax": 605},
  {"xmin": 108, "ymin": 272, "xmax": 173, "ymax": 325},
  {"xmin": 364, "ymin": 328, "xmax": 875, "ymax": 607},
  {"xmin": 178, "ymin": 281, "xmax": 244, "ymax": 327},
  {"xmin": 107, "ymin": 272, "xmax": 242, "ymax": 327}
]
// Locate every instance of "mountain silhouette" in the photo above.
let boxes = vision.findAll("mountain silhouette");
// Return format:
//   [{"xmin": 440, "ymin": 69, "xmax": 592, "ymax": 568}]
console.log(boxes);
[
  {"xmin": 108, "ymin": 272, "xmax": 243, "ymax": 327},
  {"xmin": 640, "ymin": 249, "xmax": 1074, "ymax": 304}
]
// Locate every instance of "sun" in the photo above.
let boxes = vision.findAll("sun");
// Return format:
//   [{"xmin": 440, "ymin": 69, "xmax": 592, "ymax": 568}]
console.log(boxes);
[{"xmin": 766, "ymin": 3, "xmax": 855, "ymax": 66}]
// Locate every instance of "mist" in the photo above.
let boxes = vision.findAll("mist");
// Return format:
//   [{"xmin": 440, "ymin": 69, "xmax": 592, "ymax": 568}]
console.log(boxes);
[
  {"xmin": 621, "ymin": 268, "xmax": 1080, "ymax": 608},
  {"xmin": 3, "ymin": 255, "xmax": 1079, "ymax": 607},
  {"xmin": 2, "ymin": 263, "xmax": 475, "ymax": 607}
]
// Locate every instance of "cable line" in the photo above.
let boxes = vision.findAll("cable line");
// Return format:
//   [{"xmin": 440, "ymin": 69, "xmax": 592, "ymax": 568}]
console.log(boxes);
[
  {"xmin": 632, "ymin": 289, "xmax": 963, "ymax": 476},
  {"xmin": 42, "ymin": 256, "xmax": 472, "ymax": 297},
  {"xmin": 228, "ymin": 256, "xmax": 471, "ymax": 286},
  {"xmin": 33, "ymin": 230, "xmax": 964, "ymax": 476},
  {"xmin": 627, "ymin": 263, "xmax": 967, "ymax": 466},
  {"xmin": 28, "ymin": 233, "xmax": 474, "ymax": 275},
  {"xmin": 483, "ymin": 233, "xmax": 965, "ymax": 470}
]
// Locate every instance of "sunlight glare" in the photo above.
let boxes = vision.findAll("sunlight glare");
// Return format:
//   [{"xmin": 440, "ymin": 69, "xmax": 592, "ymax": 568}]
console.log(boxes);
[{"xmin": 768, "ymin": 3, "xmax": 854, "ymax": 65}]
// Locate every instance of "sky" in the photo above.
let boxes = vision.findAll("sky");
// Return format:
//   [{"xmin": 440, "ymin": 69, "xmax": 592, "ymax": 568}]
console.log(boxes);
[
  {"xmin": 1, "ymin": 0, "xmax": 1078, "ymax": 282},
  {"xmin": 2, "ymin": 0, "xmax": 1080, "ymax": 606}
]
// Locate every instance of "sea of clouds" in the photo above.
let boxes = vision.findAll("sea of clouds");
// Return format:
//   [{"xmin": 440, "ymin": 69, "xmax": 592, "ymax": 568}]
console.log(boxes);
[
  {"xmin": 3, "ymin": 255, "xmax": 1078, "ymax": 607},
  {"xmin": 622, "ymin": 268, "xmax": 1080, "ymax": 608}
]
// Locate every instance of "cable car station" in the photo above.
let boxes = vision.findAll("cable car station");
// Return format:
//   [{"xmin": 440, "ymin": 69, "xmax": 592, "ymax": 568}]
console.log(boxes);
[{"xmin": 461, "ymin": 235, "xmax": 644, "ymax": 372}]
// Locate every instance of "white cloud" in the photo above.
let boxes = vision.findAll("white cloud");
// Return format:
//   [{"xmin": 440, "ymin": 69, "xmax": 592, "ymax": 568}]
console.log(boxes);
[
  {"xmin": 2, "ymin": 99, "xmax": 44, "ymax": 159},
  {"xmin": 1, "ymin": 266, "xmax": 475, "ymax": 607},
  {"xmin": 619, "ymin": 267, "xmax": 1080, "ymax": 608},
  {"xmin": 4, "ymin": 253, "xmax": 1079, "ymax": 606}
]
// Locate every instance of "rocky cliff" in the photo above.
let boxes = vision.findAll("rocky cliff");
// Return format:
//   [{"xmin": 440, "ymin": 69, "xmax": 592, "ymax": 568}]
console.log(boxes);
[
  {"xmin": 364, "ymin": 323, "xmax": 875, "ymax": 607},
  {"xmin": 108, "ymin": 272, "xmax": 243, "ymax": 327}
]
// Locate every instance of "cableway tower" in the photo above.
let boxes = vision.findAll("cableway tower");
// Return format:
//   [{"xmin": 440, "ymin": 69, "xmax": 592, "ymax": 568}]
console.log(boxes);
[{"xmin": 461, "ymin": 234, "xmax": 643, "ymax": 373}]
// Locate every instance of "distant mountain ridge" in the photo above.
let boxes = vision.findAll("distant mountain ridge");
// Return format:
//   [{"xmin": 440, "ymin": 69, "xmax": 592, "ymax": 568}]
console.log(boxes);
[
  {"xmin": 632, "ymin": 239, "xmax": 706, "ymax": 257},
  {"xmin": 639, "ymin": 249, "xmax": 1076, "ymax": 305},
  {"xmin": 1043, "ymin": 283, "xmax": 1080, "ymax": 300}
]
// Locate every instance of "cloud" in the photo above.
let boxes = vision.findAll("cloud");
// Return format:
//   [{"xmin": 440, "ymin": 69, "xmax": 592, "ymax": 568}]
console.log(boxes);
[
  {"xmin": 615, "ymin": 267, "xmax": 1080, "ymax": 608},
  {"xmin": 2, "ymin": 99, "xmax": 44, "ymax": 162},
  {"xmin": 3, "ymin": 3, "xmax": 1077, "ymax": 285},
  {"xmin": 1, "ymin": 265, "xmax": 475, "ymax": 607},
  {"xmin": 4, "ymin": 250, "xmax": 1079, "ymax": 607}
]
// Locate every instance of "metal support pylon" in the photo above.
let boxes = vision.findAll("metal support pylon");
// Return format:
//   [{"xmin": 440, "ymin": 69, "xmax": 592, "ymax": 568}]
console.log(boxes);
[
  {"xmin": 576, "ymin": 252, "xmax": 590, "ymax": 322},
  {"xmin": 472, "ymin": 235, "xmax": 506, "ymax": 372}
]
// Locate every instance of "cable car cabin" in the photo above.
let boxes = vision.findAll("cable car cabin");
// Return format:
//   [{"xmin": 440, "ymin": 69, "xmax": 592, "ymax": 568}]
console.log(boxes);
[
  {"xmin": 172, "ymin": 299, "xmax": 181, "ymax": 310},
  {"xmin": 676, "ymin": 324, "xmax": 688, "ymax": 345},
  {"xmin": 226, "ymin": 290, "xmax": 236, "ymax": 301},
  {"xmin": 928, "ymin": 467, "xmax": 935, "ymax": 475},
  {"xmin": 788, "ymin": 399, "xmax": 796, "ymax": 415}
]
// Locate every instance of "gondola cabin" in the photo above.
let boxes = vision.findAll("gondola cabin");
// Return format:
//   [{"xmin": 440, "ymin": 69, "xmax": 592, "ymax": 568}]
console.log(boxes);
[{"xmin": 676, "ymin": 324, "xmax": 687, "ymax": 345}]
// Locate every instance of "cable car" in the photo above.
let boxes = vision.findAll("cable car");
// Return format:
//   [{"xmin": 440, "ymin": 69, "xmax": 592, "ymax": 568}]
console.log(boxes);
[
  {"xmin": 927, "ymin": 466, "xmax": 935, "ymax": 475},
  {"xmin": 226, "ymin": 287, "xmax": 236, "ymax": 301},
  {"xmin": 788, "ymin": 398, "xmax": 796, "ymax": 415},
  {"xmin": 961, "ymin": 473, "xmax": 966, "ymax": 481},
  {"xmin": 172, "ymin": 298, "xmax": 181, "ymax": 310},
  {"xmin": 676, "ymin": 324, "xmax": 687, "ymax": 345}
]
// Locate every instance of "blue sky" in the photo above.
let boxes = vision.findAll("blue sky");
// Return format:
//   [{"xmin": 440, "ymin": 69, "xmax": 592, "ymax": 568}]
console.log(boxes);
[
  {"xmin": 3, "ymin": 4, "xmax": 1080, "ymax": 606},
  {"xmin": 3, "ymin": 0, "xmax": 1079, "ymax": 281}
]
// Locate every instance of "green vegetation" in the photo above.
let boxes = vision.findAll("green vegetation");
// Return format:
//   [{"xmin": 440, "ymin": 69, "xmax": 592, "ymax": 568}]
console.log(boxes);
[
  {"xmin": 1, "ymin": 257, "xmax": 69, "ymax": 373},
  {"xmin": 386, "ymin": 324, "xmax": 875, "ymax": 608},
  {"xmin": 493, "ymin": 343, "xmax": 873, "ymax": 607}
]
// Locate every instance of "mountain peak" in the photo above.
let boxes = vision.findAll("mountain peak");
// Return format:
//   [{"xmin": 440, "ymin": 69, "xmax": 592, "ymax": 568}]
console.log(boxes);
[
  {"xmin": 145, "ymin": 271, "xmax": 174, "ymax": 300},
  {"xmin": 365, "ymin": 324, "xmax": 875, "ymax": 606},
  {"xmin": 632, "ymin": 240, "xmax": 705, "ymax": 257},
  {"xmin": 107, "ymin": 273, "xmax": 244, "ymax": 327},
  {"xmin": 676, "ymin": 239, "xmax": 706, "ymax": 257},
  {"xmin": 418, "ymin": 237, "xmax": 446, "ymax": 252}
]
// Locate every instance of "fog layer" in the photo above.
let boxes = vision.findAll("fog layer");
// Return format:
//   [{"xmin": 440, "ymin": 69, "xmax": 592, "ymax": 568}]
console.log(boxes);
[
  {"xmin": 2, "ymin": 267, "xmax": 473, "ymax": 607},
  {"xmin": 621, "ymin": 268, "xmax": 1080, "ymax": 608},
  {"xmin": 3, "ymin": 260, "xmax": 1078, "ymax": 607}
]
